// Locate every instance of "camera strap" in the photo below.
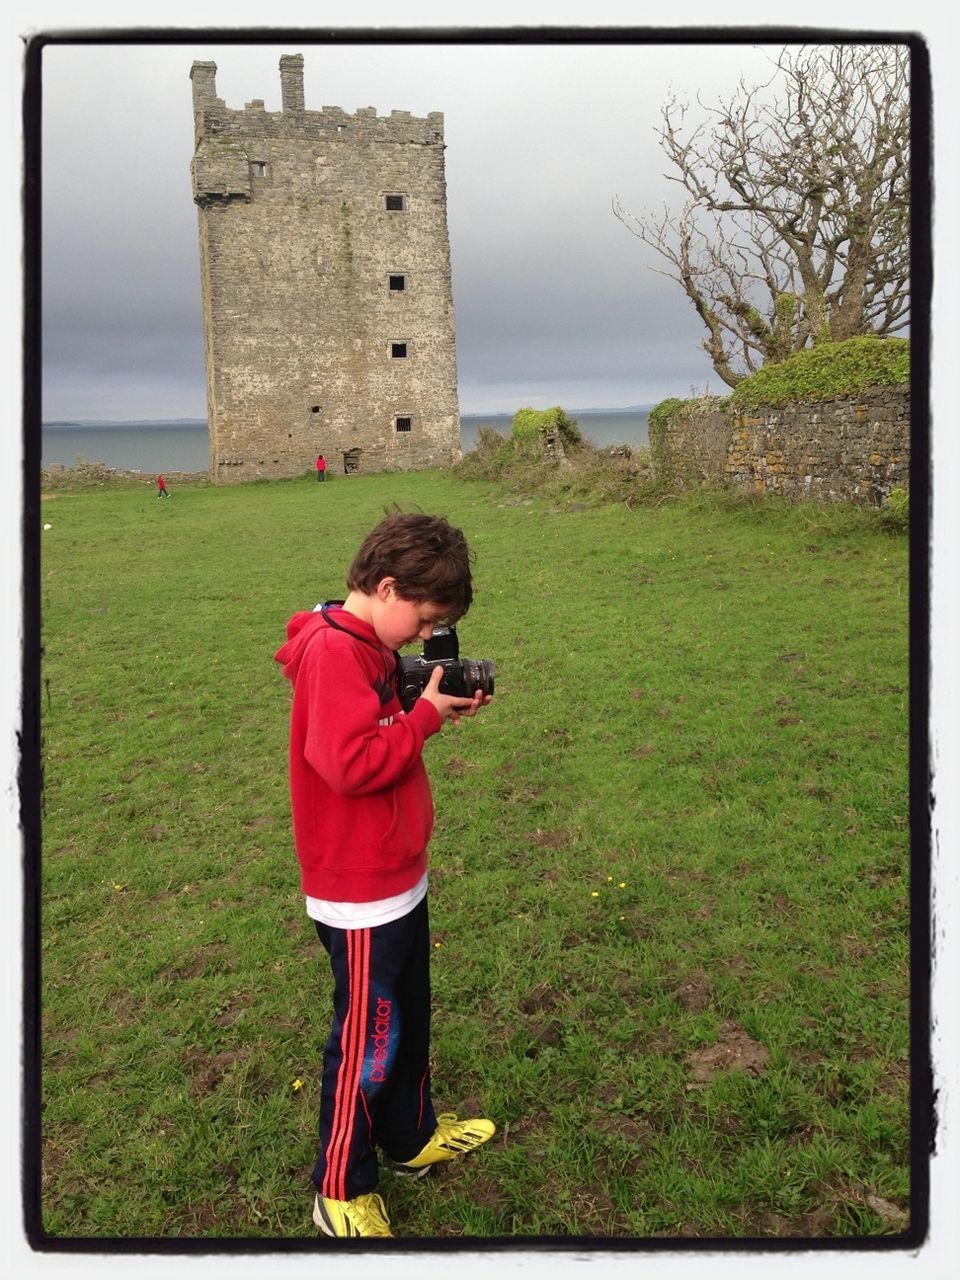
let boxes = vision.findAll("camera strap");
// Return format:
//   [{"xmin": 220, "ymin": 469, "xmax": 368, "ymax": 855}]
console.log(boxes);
[{"xmin": 318, "ymin": 601, "xmax": 400, "ymax": 692}]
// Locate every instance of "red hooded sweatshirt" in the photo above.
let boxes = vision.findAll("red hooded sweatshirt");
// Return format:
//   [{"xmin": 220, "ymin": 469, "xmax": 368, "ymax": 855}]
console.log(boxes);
[{"xmin": 274, "ymin": 606, "xmax": 442, "ymax": 901}]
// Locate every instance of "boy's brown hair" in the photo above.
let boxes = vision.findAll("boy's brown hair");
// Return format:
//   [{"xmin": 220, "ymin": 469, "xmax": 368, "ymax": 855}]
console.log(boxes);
[{"xmin": 346, "ymin": 512, "xmax": 474, "ymax": 621}]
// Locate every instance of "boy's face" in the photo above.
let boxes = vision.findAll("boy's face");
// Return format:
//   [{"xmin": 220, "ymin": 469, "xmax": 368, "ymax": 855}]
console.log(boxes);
[{"xmin": 371, "ymin": 579, "xmax": 450, "ymax": 651}]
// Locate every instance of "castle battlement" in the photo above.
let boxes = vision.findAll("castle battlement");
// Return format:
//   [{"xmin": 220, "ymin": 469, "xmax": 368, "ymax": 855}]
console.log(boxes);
[
  {"xmin": 189, "ymin": 53, "xmax": 460, "ymax": 482},
  {"xmin": 191, "ymin": 57, "xmax": 444, "ymax": 167}
]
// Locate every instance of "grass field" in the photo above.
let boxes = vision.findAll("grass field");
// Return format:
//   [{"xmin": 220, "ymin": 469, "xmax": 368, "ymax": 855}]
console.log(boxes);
[{"xmin": 37, "ymin": 467, "xmax": 911, "ymax": 1241}]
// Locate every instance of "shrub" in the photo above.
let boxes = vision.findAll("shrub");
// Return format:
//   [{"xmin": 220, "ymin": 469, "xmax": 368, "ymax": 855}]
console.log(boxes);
[
  {"xmin": 453, "ymin": 426, "xmax": 516, "ymax": 481},
  {"xmin": 543, "ymin": 444, "xmax": 660, "ymax": 507},
  {"xmin": 729, "ymin": 336, "xmax": 910, "ymax": 411},
  {"xmin": 511, "ymin": 406, "xmax": 583, "ymax": 452}
]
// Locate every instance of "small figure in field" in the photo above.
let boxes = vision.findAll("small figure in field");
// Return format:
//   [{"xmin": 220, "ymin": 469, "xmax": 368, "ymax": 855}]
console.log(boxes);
[
  {"xmin": 275, "ymin": 512, "xmax": 495, "ymax": 1238},
  {"xmin": 316, "ymin": 453, "xmax": 326, "ymax": 482},
  {"xmin": 156, "ymin": 474, "xmax": 169, "ymax": 498}
]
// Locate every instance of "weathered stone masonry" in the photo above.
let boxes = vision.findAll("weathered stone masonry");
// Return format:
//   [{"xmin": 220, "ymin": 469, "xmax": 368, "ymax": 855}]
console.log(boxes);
[
  {"xmin": 190, "ymin": 54, "xmax": 461, "ymax": 482},
  {"xmin": 650, "ymin": 385, "xmax": 910, "ymax": 504}
]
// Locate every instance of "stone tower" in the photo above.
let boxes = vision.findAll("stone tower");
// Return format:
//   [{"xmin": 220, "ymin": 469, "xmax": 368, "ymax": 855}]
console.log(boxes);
[{"xmin": 189, "ymin": 54, "xmax": 461, "ymax": 482}]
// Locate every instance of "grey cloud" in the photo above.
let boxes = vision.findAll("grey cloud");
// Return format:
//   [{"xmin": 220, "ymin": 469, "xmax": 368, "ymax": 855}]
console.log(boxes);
[{"xmin": 39, "ymin": 39, "xmax": 779, "ymax": 419}]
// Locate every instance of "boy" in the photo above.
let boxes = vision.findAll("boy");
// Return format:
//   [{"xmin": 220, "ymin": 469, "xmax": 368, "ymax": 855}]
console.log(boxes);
[{"xmin": 275, "ymin": 512, "xmax": 495, "ymax": 1238}]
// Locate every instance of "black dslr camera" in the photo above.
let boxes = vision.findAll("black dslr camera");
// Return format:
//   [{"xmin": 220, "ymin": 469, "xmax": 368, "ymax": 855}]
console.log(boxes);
[{"xmin": 397, "ymin": 626, "xmax": 495, "ymax": 713}]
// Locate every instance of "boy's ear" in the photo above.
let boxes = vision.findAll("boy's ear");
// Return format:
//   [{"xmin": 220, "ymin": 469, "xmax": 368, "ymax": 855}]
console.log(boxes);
[{"xmin": 376, "ymin": 577, "xmax": 397, "ymax": 601}]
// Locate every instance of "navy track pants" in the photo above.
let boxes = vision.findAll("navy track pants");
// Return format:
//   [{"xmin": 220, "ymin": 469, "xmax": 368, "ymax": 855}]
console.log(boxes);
[{"xmin": 312, "ymin": 895, "xmax": 438, "ymax": 1200}]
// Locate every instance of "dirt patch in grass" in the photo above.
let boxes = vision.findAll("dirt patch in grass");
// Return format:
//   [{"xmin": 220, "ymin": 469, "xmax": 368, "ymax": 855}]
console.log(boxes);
[
  {"xmin": 466, "ymin": 1173, "xmax": 509, "ymax": 1213},
  {"xmin": 758, "ymin": 1210, "xmax": 806, "ymax": 1237},
  {"xmin": 502, "ymin": 1109, "xmax": 552, "ymax": 1145},
  {"xmin": 665, "ymin": 865, "xmax": 709, "ymax": 883},
  {"xmin": 618, "ymin": 917, "xmax": 653, "ymax": 942},
  {"xmin": 45, "ymin": 1049, "xmax": 77, "ymax": 1072},
  {"xmin": 518, "ymin": 981, "xmax": 563, "ymax": 1014},
  {"xmin": 569, "ymin": 1186, "xmax": 624, "ymax": 1234},
  {"xmin": 84, "ymin": 1069, "xmax": 116, "ymax": 1088},
  {"xmin": 41, "ymin": 1122, "xmax": 85, "ymax": 1189},
  {"xmin": 686, "ymin": 1021, "xmax": 769, "ymax": 1085},
  {"xmin": 215, "ymin": 995, "xmax": 254, "ymax": 1028},
  {"xmin": 530, "ymin": 828, "xmax": 572, "ymax": 849},
  {"xmin": 785, "ymin": 1046, "xmax": 826, "ymax": 1068},
  {"xmin": 444, "ymin": 755, "xmax": 477, "ymax": 776},
  {"xmin": 157, "ymin": 942, "xmax": 236, "ymax": 982},
  {"xmin": 841, "ymin": 936, "xmax": 875, "ymax": 960},
  {"xmin": 184, "ymin": 1200, "xmax": 227, "ymax": 1233},
  {"xmin": 739, "ymin": 1175, "xmax": 908, "ymax": 1238},
  {"xmin": 876, "ymin": 1059, "xmax": 909, "ymax": 1098},
  {"xmin": 434, "ymin": 1220, "xmax": 465, "ymax": 1237},
  {"xmin": 686, "ymin": 902, "xmax": 715, "ymax": 920},
  {"xmin": 631, "ymin": 1028, "xmax": 677, "ymax": 1055},
  {"xmin": 865, "ymin": 1193, "xmax": 909, "ymax": 1230},
  {"xmin": 668, "ymin": 969, "xmax": 712, "ymax": 1012},
  {"xmin": 593, "ymin": 1107, "xmax": 654, "ymax": 1147},
  {"xmin": 187, "ymin": 1048, "xmax": 248, "ymax": 1097},
  {"xmin": 526, "ymin": 1019, "xmax": 563, "ymax": 1050}
]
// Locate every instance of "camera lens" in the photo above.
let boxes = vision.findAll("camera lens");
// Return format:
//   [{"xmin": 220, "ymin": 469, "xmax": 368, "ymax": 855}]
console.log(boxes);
[{"xmin": 463, "ymin": 658, "xmax": 495, "ymax": 698}]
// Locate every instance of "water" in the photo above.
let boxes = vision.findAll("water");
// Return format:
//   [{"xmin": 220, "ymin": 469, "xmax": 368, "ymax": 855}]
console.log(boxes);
[
  {"xmin": 41, "ymin": 421, "xmax": 211, "ymax": 473},
  {"xmin": 460, "ymin": 409, "xmax": 649, "ymax": 452},
  {"xmin": 41, "ymin": 409, "xmax": 651, "ymax": 473}
]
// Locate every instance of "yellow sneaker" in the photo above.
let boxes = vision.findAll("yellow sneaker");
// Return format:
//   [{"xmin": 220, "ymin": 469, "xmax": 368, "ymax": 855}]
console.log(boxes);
[
  {"xmin": 312, "ymin": 1191, "xmax": 392, "ymax": 1237},
  {"xmin": 392, "ymin": 1113, "xmax": 496, "ymax": 1177}
]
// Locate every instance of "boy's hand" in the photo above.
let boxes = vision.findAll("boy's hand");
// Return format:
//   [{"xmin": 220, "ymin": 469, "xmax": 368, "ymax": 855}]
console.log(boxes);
[{"xmin": 419, "ymin": 663, "xmax": 493, "ymax": 726}]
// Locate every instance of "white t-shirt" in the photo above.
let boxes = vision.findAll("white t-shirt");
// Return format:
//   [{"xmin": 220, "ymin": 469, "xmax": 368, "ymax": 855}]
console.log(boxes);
[{"xmin": 305, "ymin": 873, "xmax": 428, "ymax": 930}]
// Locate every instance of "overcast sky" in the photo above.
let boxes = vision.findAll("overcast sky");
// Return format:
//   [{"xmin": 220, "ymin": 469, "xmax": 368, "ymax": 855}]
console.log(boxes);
[{"xmin": 39, "ymin": 36, "xmax": 800, "ymax": 420}]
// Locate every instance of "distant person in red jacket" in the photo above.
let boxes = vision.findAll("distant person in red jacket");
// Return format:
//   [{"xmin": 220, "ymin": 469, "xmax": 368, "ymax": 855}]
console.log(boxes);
[
  {"xmin": 156, "ymin": 474, "xmax": 169, "ymax": 498},
  {"xmin": 274, "ymin": 513, "xmax": 495, "ymax": 1239},
  {"xmin": 315, "ymin": 453, "xmax": 327, "ymax": 482}
]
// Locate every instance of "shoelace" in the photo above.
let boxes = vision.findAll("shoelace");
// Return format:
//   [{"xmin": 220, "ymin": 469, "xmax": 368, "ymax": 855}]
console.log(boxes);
[
  {"xmin": 433, "ymin": 1113, "xmax": 485, "ymax": 1151},
  {"xmin": 353, "ymin": 1193, "xmax": 390, "ymax": 1235}
]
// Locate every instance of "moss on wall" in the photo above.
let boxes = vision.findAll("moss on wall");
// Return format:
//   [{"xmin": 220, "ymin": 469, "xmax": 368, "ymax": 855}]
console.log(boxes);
[
  {"xmin": 647, "ymin": 397, "xmax": 688, "ymax": 480},
  {"xmin": 729, "ymin": 336, "xmax": 909, "ymax": 411}
]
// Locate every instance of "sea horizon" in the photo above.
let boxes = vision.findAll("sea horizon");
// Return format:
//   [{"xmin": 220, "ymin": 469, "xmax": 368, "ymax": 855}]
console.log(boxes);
[
  {"xmin": 41, "ymin": 407, "xmax": 652, "ymax": 472},
  {"xmin": 43, "ymin": 404, "xmax": 656, "ymax": 428}
]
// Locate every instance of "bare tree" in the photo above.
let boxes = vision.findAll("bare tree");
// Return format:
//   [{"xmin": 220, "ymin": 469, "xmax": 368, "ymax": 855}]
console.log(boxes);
[{"xmin": 614, "ymin": 44, "xmax": 910, "ymax": 387}]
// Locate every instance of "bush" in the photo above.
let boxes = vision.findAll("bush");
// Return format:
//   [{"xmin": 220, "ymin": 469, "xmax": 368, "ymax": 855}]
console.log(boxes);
[
  {"xmin": 729, "ymin": 336, "xmax": 910, "ymax": 411},
  {"xmin": 511, "ymin": 406, "xmax": 583, "ymax": 452},
  {"xmin": 453, "ymin": 426, "xmax": 516, "ymax": 481}
]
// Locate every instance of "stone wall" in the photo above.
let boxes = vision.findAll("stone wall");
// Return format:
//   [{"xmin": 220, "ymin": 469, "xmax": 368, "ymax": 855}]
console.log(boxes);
[
  {"xmin": 650, "ymin": 385, "xmax": 910, "ymax": 504},
  {"xmin": 190, "ymin": 54, "xmax": 461, "ymax": 483}
]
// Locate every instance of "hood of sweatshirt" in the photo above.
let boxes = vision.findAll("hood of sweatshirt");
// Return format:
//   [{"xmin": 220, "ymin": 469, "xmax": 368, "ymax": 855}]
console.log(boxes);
[{"xmin": 274, "ymin": 606, "xmax": 389, "ymax": 684}]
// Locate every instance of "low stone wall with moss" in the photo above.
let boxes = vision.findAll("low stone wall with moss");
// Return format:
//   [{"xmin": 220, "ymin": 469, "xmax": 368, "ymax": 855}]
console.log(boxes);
[
  {"xmin": 650, "ymin": 338, "xmax": 911, "ymax": 504},
  {"xmin": 727, "ymin": 387, "xmax": 909, "ymax": 502},
  {"xmin": 648, "ymin": 397, "xmax": 731, "ymax": 488},
  {"xmin": 651, "ymin": 384, "xmax": 909, "ymax": 504}
]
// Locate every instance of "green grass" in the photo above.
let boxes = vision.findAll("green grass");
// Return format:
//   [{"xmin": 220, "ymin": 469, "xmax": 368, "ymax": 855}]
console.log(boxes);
[{"xmin": 38, "ymin": 468, "xmax": 910, "ymax": 1240}]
